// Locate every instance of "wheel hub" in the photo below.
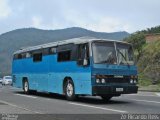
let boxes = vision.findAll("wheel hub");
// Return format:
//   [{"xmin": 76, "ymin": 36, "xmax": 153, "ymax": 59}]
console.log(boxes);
[
  {"xmin": 24, "ymin": 82, "xmax": 28, "ymax": 92},
  {"xmin": 67, "ymin": 83, "xmax": 73, "ymax": 97}
]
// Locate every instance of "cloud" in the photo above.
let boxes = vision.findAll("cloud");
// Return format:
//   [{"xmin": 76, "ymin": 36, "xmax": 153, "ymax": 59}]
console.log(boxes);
[
  {"xmin": 90, "ymin": 17, "xmax": 136, "ymax": 33},
  {"xmin": 63, "ymin": 11, "xmax": 133, "ymax": 32},
  {"xmin": 0, "ymin": 0, "xmax": 160, "ymax": 34},
  {"xmin": 87, "ymin": 17, "xmax": 125, "ymax": 32},
  {"xmin": 0, "ymin": 0, "xmax": 11, "ymax": 19},
  {"xmin": 31, "ymin": 16, "xmax": 60, "ymax": 30},
  {"xmin": 32, "ymin": 16, "xmax": 42, "ymax": 28}
]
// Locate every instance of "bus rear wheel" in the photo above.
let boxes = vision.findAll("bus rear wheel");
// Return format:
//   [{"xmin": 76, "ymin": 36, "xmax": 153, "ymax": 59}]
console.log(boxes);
[
  {"xmin": 64, "ymin": 79, "xmax": 76, "ymax": 101},
  {"xmin": 23, "ymin": 80, "xmax": 29, "ymax": 94},
  {"xmin": 101, "ymin": 95, "xmax": 112, "ymax": 101}
]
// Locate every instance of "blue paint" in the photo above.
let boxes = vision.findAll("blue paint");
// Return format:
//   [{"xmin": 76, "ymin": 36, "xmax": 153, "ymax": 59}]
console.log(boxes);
[
  {"xmin": 92, "ymin": 64, "xmax": 137, "ymax": 75},
  {"xmin": 12, "ymin": 46, "xmax": 138, "ymax": 96},
  {"xmin": 12, "ymin": 54, "xmax": 92, "ymax": 95}
]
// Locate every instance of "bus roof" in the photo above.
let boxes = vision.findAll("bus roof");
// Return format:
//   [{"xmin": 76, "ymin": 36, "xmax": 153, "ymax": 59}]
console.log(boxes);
[{"xmin": 13, "ymin": 37, "xmax": 129, "ymax": 55}]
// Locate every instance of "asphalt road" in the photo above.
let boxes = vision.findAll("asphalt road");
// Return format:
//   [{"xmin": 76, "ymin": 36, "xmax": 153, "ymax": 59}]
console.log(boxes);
[{"xmin": 0, "ymin": 85, "xmax": 160, "ymax": 115}]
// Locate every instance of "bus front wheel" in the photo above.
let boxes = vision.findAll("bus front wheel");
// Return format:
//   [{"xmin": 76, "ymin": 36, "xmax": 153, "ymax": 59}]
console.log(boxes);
[
  {"xmin": 23, "ymin": 80, "xmax": 29, "ymax": 94},
  {"xmin": 64, "ymin": 79, "xmax": 76, "ymax": 101}
]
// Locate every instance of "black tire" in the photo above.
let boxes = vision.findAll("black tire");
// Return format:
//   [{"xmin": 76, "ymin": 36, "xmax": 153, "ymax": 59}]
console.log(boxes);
[
  {"xmin": 64, "ymin": 79, "xmax": 76, "ymax": 101},
  {"xmin": 23, "ymin": 80, "xmax": 29, "ymax": 94},
  {"xmin": 101, "ymin": 95, "xmax": 112, "ymax": 101},
  {"xmin": 29, "ymin": 90, "xmax": 37, "ymax": 94}
]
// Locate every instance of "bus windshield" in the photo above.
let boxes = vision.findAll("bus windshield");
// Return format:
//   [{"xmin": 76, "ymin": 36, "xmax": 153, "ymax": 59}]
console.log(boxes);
[
  {"xmin": 92, "ymin": 41, "xmax": 134, "ymax": 65},
  {"xmin": 92, "ymin": 42, "xmax": 117, "ymax": 64},
  {"xmin": 116, "ymin": 43, "xmax": 134, "ymax": 65}
]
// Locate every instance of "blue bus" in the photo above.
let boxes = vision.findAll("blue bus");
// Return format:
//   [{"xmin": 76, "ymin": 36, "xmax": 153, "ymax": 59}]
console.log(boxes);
[{"xmin": 12, "ymin": 37, "xmax": 138, "ymax": 101}]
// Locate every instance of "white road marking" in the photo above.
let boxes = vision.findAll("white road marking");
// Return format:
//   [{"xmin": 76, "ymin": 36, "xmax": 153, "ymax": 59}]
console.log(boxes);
[
  {"xmin": 127, "ymin": 94, "xmax": 158, "ymax": 97},
  {"xmin": 10, "ymin": 87, "xmax": 21, "ymax": 90},
  {"xmin": 14, "ymin": 94, "xmax": 37, "ymax": 99},
  {"xmin": 69, "ymin": 102, "xmax": 127, "ymax": 113},
  {"xmin": 0, "ymin": 100, "xmax": 42, "ymax": 114},
  {"xmin": 156, "ymin": 93, "xmax": 160, "ymax": 97},
  {"xmin": 129, "ymin": 99, "xmax": 160, "ymax": 104}
]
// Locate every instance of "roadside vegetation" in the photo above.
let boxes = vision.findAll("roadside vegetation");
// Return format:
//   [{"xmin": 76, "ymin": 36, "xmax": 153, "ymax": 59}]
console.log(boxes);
[{"xmin": 124, "ymin": 26, "xmax": 160, "ymax": 91}]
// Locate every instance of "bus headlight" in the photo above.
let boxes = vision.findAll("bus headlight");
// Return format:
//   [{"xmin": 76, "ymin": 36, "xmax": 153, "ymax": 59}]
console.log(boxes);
[
  {"xmin": 96, "ymin": 79, "xmax": 100, "ymax": 83},
  {"xmin": 130, "ymin": 79, "xmax": 134, "ymax": 84},
  {"xmin": 101, "ymin": 79, "xmax": 105, "ymax": 84},
  {"xmin": 134, "ymin": 80, "xmax": 137, "ymax": 84}
]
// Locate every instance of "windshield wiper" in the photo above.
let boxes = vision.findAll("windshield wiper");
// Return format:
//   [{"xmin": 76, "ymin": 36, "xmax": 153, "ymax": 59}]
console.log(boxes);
[{"xmin": 117, "ymin": 49, "xmax": 129, "ymax": 66}]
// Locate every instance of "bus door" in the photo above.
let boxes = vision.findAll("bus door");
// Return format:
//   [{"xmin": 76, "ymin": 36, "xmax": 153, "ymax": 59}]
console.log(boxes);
[
  {"xmin": 76, "ymin": 43, "xmax": 91, "ymax": 94},
  {"xmin": 77, "ymin": 43, "xmax": 90, "ymax": 67}
]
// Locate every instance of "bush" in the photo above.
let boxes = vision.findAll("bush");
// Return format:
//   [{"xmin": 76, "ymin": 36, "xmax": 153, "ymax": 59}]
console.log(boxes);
[
  {"xmin": 138, "ymin": 73, "xmax": 152, "ymax": 86},
  {"xmin": 137, "ymin": 40, "xmax": 160, "ymax": 84}
]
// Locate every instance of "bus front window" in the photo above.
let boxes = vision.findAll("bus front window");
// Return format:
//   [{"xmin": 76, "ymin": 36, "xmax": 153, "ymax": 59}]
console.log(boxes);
[
  {"xmin": 92, "ymin": 42, "xmax": 117, "ymax": 64},
  {"xmin": 116, "ymin": 43, "xmax": 134, "ymax": 65}
]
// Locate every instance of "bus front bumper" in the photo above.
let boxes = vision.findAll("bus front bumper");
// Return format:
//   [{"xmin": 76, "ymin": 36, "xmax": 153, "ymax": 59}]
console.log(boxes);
[{"xmin": 92, "ymin": 85, "xmax": 138, "ymax": 95}]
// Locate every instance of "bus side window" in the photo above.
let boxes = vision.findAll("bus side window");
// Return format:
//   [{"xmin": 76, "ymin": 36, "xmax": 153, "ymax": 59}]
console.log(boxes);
[
  {"xmin": 77, "ymin": 43, "xmax": 90, "ymax": 66},
  {"xmin": 49, "ymin": 47, "xmax": 56, "ymax": 54},
  {"xmin": 18, "ymin": 54, "xmax": 22, "ymax": 59},
  {"xmin": 33, "ymin": 53, "xmax": 42, "ymax": 62},
  {"xmin": 21, "ymin": 53, "xmax": 26, "ymax": 59},
  {"xmin": 43, "ymin": 48, "xmax": 50, "ymax": 56},
  {"xmin": 58, "ymin": 51, "xmax": 71, "ymax": 62},
  {"xmin": 26, "ymin": 52, "xmax": 31, "ymax": 58},
  {"xmin": 13, "ymin": 54, "xmax": 18, "ymax": 60},
  {"xmin": 70, "ymin": 45, "xmax": 78, "ymax": 61},
  {"xmin": 57, "ymin": 44, "xmax": 76, "ymax": 62}
]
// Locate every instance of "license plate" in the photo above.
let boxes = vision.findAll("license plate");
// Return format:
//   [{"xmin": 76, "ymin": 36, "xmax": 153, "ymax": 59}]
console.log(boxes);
[{"xmin": 116, "ymin": 88, "xmax": 123, "ymax": 92}]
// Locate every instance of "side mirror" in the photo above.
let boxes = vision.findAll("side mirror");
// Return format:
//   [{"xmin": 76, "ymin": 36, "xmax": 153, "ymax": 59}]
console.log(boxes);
[{"xmin": 83, "ymin": 58, "xmax": 88, "ymax": 66}]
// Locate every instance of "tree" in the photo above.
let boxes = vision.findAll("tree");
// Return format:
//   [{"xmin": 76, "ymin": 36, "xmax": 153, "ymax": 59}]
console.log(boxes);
[{"xmin": 124, "ymin": 32, "xmax": 146, "ymax": 61}]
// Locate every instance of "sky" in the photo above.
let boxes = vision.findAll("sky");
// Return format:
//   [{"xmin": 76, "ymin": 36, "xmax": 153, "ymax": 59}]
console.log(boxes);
[{"xmin": 0, "ymin": 0, "xmax": 160, "ymax": 34}]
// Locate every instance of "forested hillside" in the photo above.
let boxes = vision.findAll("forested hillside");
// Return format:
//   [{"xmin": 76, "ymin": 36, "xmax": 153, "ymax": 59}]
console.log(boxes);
[
  {"xmin": 138, "ymin": 40, "xmax": 160, "ymax": 85},
  {"xmin": 124, "ymin": 25, "xmax": 160, "ymax": 88}
]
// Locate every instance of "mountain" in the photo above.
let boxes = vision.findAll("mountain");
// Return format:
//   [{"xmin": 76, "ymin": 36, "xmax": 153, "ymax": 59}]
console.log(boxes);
[{"xmin": 0, "ymin": 27, "xmax": 129, "ymax": 75}]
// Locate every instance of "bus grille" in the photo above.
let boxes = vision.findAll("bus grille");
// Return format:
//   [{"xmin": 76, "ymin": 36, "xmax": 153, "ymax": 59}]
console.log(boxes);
[{"xmin": 107, "ymin": 77, "xmax": 130, "ymax": 83}]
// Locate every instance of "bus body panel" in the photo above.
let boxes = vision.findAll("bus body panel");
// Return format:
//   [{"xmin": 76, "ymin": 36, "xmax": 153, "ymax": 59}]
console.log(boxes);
[
  {"xmin": 12, "ymin": 54, "xmax": 92, "ymax": 95},
  {"xmin": 92, "ymin": 64, "xmax": 137, "ymax": 76}
]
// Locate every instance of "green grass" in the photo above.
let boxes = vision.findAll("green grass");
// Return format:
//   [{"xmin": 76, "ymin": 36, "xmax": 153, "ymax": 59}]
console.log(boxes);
[
  {"xmin": 138, "ymin": 73, "xmax": 152, "ymax": 86},
  {"xmin": 138, "ymin": 85, "xmax": 160, "ymax": 92},
  {"xmin": 138, "ymin": 73, "xmax": 160, "ymax": 92}
]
